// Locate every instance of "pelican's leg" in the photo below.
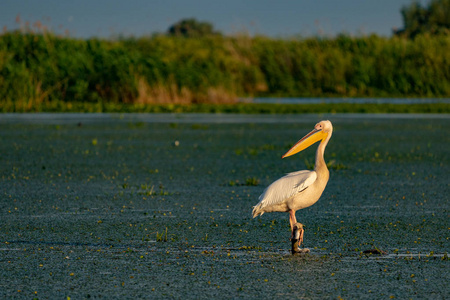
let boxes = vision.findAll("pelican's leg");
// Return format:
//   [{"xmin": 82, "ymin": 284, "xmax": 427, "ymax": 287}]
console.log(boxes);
[
  {"xmin": 298, "ymin": 227, "xmax": 304, "ymax": 246},
  {"xmin": 289, "ymin": 210, "xmax": 297, "ymax": 239}
]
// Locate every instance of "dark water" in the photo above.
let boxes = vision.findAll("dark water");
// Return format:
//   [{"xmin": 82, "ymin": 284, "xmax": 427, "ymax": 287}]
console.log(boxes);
[{"xmin": 0, "ymin": 113, "xmax": 449, "ymax": 298}]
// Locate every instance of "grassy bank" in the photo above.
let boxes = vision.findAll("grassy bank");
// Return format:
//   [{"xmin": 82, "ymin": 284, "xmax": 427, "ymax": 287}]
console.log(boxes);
[
  {"xmin": 1, "ymin": 100, "xmax": 448, "ymax": 114},
  {"xmin": 0, "ymin": 31, "xmax": 449, "ymax": 110}
]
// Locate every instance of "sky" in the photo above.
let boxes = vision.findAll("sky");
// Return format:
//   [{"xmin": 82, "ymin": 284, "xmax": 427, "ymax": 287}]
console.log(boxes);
[{"xmin": 1, "ymin": 0, "xmax": 428, "ymax": 38}]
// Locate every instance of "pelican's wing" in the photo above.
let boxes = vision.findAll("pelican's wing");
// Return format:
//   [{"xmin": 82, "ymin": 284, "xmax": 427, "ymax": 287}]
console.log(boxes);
[{"xmin": 252, "ymin": 170, "xmax": 317, "ymax": 217}]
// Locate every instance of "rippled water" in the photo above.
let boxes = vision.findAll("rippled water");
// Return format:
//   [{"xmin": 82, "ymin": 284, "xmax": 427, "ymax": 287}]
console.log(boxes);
[{"xmin": 0, "ymin": 114, "xmax": 449, "ymax": 298}]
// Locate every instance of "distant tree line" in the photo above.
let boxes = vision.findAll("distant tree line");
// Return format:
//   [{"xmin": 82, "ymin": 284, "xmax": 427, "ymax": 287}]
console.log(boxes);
[
  {"xmin": 1, "ymin": 31, "xmax": 449, "ymax": 110},
  {"xmin": 394, "ymin": 0, "xmax": 450, "ymax": 38},
  {"xmin": 167, "ymin": 18, "xmax": 221, "ymax": 37},
  {"xmin": 0, "ymin": 1, "xmax": 449, "ymax": 112}
]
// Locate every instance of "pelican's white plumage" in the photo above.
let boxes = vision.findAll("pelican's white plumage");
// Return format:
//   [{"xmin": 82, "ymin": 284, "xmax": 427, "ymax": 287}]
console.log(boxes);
[
  {"xmin": 252, "ymin": 170, "xmax": 317, "ymax": 217},
  {"xmin": 252, "ymin": 120, "xmax": 333, "ymax": 238}
]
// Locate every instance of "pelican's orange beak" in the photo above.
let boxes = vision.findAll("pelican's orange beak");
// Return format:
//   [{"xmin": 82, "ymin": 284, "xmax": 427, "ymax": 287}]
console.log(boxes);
[{"xmin": 282, "ymin": 128, "xmax": 328, "ymax": 158}]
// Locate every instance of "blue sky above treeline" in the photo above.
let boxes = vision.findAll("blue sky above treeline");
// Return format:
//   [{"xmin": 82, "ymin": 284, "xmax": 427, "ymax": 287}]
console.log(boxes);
[{"xmin": 1, "ymin": 0, "xmax": 428, "ymax": 38}]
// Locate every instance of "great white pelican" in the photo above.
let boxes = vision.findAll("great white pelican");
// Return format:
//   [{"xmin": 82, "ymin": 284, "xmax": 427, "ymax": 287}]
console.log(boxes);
[{"xmin": 252, "ymin": 120, "xmax": 333, "ymax": 240}]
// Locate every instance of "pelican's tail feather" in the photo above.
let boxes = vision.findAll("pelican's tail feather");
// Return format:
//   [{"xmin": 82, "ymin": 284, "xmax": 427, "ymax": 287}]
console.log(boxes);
[{"xmin": 252, "ymin": 204, "xmax": 264, "ymax": 218}]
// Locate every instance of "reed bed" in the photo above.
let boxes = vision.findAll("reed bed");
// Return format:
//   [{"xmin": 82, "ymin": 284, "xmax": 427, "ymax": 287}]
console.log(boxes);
[{"xmin": 0, "ymin": 31, "xmax": 449, "ymax": 110}]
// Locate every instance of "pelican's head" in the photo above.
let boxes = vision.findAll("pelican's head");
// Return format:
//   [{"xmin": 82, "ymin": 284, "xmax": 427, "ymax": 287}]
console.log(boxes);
[{"xmin": 282, "ymin": 120, "xmax": 333, "ymax": 158}]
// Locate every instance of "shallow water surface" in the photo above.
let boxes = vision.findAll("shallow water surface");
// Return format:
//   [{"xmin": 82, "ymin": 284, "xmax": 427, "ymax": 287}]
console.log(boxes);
[{"xmin": 0, "ymin": 113, "xmax": 449, "ymax": 298}]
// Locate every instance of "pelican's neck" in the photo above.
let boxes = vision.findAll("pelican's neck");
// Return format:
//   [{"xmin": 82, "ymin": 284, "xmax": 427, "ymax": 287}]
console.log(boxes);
[{"xmin": 314, "ymin": 133, "xmax": 332, "ymax": 177}]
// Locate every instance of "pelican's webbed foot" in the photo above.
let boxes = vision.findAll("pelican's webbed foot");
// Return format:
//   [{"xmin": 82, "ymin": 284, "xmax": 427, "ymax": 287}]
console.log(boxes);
[{"xmin": 291, "ymin": 222, "xmax": 309, "ymax": 254}]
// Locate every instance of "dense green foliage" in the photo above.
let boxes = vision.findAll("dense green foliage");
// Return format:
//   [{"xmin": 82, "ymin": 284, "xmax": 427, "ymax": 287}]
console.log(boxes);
[
  {"xmin": 395, "ymin": 0, "xmax": 450, "ymax": 38},
  {"xmin": 1, "ymin": 31, "xmax": 449, "ymax": 111},
  {"xmin": 167, "ymin": 18, "xmax": 221, "ymax": 37}
]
